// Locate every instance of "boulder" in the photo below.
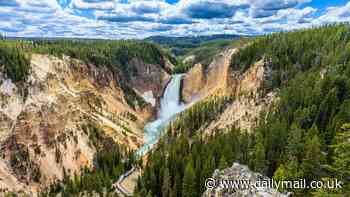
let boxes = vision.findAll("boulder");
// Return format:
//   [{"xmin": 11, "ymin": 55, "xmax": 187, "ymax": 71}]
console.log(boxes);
[{"xmin": 203, "ymin": 163, "xmax": 291, "ymax": 197}]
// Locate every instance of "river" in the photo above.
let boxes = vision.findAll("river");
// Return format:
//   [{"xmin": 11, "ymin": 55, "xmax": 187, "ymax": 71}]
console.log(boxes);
[{"xmin": 136, "ymin": 74, "xmax": 186, "ymax": 157}]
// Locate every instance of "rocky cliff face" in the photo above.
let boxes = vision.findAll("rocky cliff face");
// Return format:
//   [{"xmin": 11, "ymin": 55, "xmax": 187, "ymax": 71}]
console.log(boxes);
[
  {"xmin": 203, "ymin": 59, "xmax": 276, "ymax": 133},
  {"xmin": 0, "ymin": 54, "xmax": 170, "ymax": 195},
  {"xmin": 182, "ymin": 49, "xmax": 237, "ymax": 103},
  {"xmin": 128, "ymin": 58, "xmax": 171, "ymax": 107},
  {"xmin": 202, "ymin": 163, "xmax": 290, "ymax": 197},
  {"xmin": 182, "ymin": 47, "xmax": 276, "ymax": 133}
]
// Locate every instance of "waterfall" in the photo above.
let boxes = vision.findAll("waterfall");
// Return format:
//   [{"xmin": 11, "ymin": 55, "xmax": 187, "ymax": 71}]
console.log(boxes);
[
  {"xmin": 136, "ymin": 74, "xmax": 185, "ymax": 157},
  {"xmin": 159, "ymin": 74, "xmax": 185, "ymax": 119}
]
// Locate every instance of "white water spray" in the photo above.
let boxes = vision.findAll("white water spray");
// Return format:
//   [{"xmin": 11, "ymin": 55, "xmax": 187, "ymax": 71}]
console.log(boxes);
[{"xmin": 136, "ymin": 74, "xmax": 185, "ymax": 157}]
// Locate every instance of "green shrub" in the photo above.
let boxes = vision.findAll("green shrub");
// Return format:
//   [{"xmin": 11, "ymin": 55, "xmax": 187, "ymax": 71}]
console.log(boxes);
[{"xmin": 0, "ymin": 45, "xmax": 30, "ymax": 82}]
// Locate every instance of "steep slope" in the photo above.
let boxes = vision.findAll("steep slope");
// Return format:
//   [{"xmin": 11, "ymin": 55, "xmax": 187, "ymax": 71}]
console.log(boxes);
[
  {"xmin": 136, "ymin": 24, "xmax": 350, "ymax": 197},
  {"xmin": 182, "ymin": 48, "xmax": 276, "ymax": 133},
  {"xmin": 181, "ymin": 48, "xmax": 236, "ymax": 103},
  {"xmin": 0, "ymin": 41, "xmax": 172, "ymax": 195},
  {"xmin": 135, "ymin": 40, "xmax": 278, "ymax": 197}
]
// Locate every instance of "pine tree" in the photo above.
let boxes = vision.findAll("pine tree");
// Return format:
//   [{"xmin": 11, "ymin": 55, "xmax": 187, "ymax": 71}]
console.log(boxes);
[
  {"xmin": 251, "ymin": 132, "xmax": 267, "ymax": 173},
  {"xmin": 146, "ymin": 191, "xmax": 153, "ymax": 197},
  {"xmin": 301, "ymin": 134, "xmax": 323, "ymax": 181},
  {"xmin": 264, "ymin": 119, "xmax": 288, "ymax": 176},
  {"xmin": 286, "ymin": 159, "xmax": 303, "ymax": 180},
  {"xmin": 172, "ymin": 173, "xmax": 181, "ymax": 197},
  {"xmin": 317, "ymin": 88, "xmax": 339, "ymax": 143},
  {"xmin": 286, "ymin": 123, "xmax": 304, "ymax": 161},
  {"xmin": 329, "ymin": 123, "xmax": 350, "ymax": 193},
  {"xmin": 222, "ymin": 139, "xmax": 234, "ymax": 164},
  {"xmin": 149, "ymin": 167, "xmax": 158, "ymax": 196},
  {"xmin": 273, "ymin": 164, "xmax": 288, "ymax": 181},
  {"xmin": 182, "ymin": 160, "xmax": 197, "ymax": 197},
  {"xmin": 162, "ymin": 167, "xmax": 171, "ymax": 197},
  {"xmin": 307, "ymin": 124, "xmax": 320, "ymax": 140},
  {"xmin": 273, "ymin": 164, "xmax": 288, "ymax": 192},
  {"xmin": 200, "ymin": 152, "xmax": 215, "ymax": 193},
  {"xmin": 218, "ymin": 155, "xmax": 228, "ymax": 170}
]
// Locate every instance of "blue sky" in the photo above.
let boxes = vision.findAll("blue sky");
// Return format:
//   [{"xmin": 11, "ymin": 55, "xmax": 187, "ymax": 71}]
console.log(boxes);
[{"xmin": 0, "ymin": 0, "xmax": 349, "ymax": 39}]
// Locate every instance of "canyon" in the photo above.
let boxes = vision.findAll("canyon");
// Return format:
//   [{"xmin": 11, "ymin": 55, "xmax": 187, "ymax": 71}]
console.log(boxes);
[
  {"xmin": 116, "ymin": 47, "xmax": 279, "ymax": 196},
  {"xmin": 0, "ymin": 41, "xmax": 277, "ymax": 196},
  {"xmin": 0, "ymin": 52, "xmax": 172, "ymax": 195}
]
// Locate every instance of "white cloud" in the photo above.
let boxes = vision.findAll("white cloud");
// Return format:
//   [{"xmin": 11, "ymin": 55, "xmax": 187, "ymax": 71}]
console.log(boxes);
[
  {"xmin": 0, "ymin": 0, "xmax": 349, "ymax": 39},
  {"xmin": 318, "ymin": 1, "xmax": 350, "ymax": 23},
  {"xmin": 70, "ymin": 0, "xmax": 115, "ymax": 10},
  {"xmin": 130, "ymin": 0, "xmax": 169, "ymax": 13},
  {"xmin": 257, "ymin": 7, "xmax": 317, "ymax": 24},
  {"xmin": 248, "ymin": 0, "xmax": 311, "ymax": 18},
  {"xmin": 175, "ymin": 0, "xmax": 248, "ymax": 19}
]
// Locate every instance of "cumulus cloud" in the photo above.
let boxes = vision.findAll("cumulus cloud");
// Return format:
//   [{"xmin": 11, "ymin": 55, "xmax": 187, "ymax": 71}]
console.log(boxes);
[
  {"xmin": 95, "ymin": 0, "xmax": 170, "ymax": 23},
  {"xmin": 0, "ymin": 0, "xmax": 349, "ymax": 39},
  {"xmin": 257, "ymin": 7, "xmax": 317, "ymax": 24},
  {"xmin": 70, "ymin": 0, "xmax": 115, "ymax": 10},
  {"xmin": 177, "ymin": 0, "xmax": 248, "ymax": 19},
  {"xmin": 248, "ymin": 0, "xmax": 311, "ymax": 18},
  {"xmin": 318, "ymin": 1, "xmax": 350, "ymax": 23},
  {"xmin": 130, "ymin": 1, "xmax": 169, "ymax": 14}
]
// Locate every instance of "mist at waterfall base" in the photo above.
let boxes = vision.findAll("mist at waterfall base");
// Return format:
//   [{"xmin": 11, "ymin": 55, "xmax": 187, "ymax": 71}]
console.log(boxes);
[{"xmin": 136, "ymin": 74, "xmax": 186, "ymax": 157}]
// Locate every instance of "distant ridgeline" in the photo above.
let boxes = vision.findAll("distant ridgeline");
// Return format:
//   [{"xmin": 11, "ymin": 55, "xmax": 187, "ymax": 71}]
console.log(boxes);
[
  {"xmin": 145, "ymin": 34, "xmax": 247, "ymax": 73},
  {"xmin": 145, "ymin": 34, "xmax": 241, "ymax": 49},
  {"xmin": 0, "ymin": 39, "xmax": 175, "ymax": 107},
  {"xmin": 135, "ymin": 24, "xmax": 350, "ymax": 197}
]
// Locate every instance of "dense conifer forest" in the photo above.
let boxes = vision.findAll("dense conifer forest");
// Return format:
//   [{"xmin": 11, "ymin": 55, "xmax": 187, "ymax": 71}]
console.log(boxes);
[
  {"xmin": 135, "ymin": 24, "xmax": 350, "ymax": 196},
  {"xmin": 231, "ymin": 24, "xmax": 350, "ymax": 90},
  {"xmin": 0, "ymin": 39, "xmax": 174, "ymax": 80},
  {"xmin": 0, "ymin": 39, "xmax": 175, "ymax": 107},
  {"xmin": 0, "ymin": 44, "xmax": 30, "ymax": 83},
  {"xmin": 145, "ymin": 34, "xmax": 241, "ymax": 56},
  {"xmin": 1, "ymin": 24, "xmax": 350, "ymax": 196}
]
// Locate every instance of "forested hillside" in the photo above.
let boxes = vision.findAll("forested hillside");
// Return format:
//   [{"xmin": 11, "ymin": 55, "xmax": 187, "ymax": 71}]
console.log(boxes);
[
  {"xmin": 146, "ymin": 34, "xmax": 247, "ymax": 73},
  {"xmin": 0, "ymin": 39, "xmax": 173, "ymax": 195},
  {"xmin": 136, "ymin": 24, "xmax": 350, "ymax": 196},
  {"xmin": 231, "ymin": 24, "xmax": 350, "ymax": 90},
  {"xmin": 1, "ymin": 24, "xmax": 350, "ymax": 196},
  {"xmin": 0, "ymin": 44, "xmax": 30, "ymax": 83},
  {"xmin": 0, "ymin": 39, "xmax": 173, "ymax": 108},
  {"xmin": 145, "ymin": 34, "xmax": 241, "ymax": 56},
  {"xmin": 1, "ymin": 39, "xmax": 172, "ymax": 78},
  {"xmin": 173, "ymin": 39, "xmax": 249, "ymax": 73}
]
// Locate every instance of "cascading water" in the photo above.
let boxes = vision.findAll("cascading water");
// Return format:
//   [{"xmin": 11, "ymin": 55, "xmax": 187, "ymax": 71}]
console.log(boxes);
[
  {"xmin": 159, "ymin": 74, "xmax": 185, "ymax": 119},
  {"xmin": 136, "ymin": 74, "xmax": 185, "ymax": 157}
]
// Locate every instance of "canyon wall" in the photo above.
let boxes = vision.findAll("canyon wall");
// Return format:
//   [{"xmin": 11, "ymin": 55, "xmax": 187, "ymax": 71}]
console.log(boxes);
[
  {"xmin": 182, "ymin": 48, "xmax": 276, "ymax": 133},
  {"xmin": 0, "ymin": 54, "xmax": 170, "ymax": 195}
]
